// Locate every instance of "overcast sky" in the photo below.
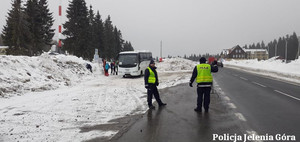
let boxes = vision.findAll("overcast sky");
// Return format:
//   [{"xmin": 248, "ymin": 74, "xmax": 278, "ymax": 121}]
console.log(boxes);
[{"xmin": 1, "ymin": 0, "xmax": 300, "ymax": 57}]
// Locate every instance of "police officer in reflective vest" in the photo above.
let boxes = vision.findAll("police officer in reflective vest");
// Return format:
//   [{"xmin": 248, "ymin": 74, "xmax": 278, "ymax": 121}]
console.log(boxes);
[
  {"xmin": 189, "ymin": 57, "xmax": 218, "ymax": 113},
  {"xmin": 144, "ymin": 60, "xmax": 167, "ymax": 109}
]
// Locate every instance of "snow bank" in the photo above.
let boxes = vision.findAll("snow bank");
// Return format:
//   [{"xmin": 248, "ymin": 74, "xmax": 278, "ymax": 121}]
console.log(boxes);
[
  {"xmin": 0, "ymin": 53, "xmax": 99, "ymax": 97},
  {"xmin": 157, "ymin": 57, "xmax": 196, "ymax": 72},
  {"xmin": 223, "ymin": 58, "xmax": 300, "ymax": 83}
]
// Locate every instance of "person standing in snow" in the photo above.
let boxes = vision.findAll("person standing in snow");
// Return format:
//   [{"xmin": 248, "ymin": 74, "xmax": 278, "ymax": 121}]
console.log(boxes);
[
  {"xmin": 110, "ymin": 61, "xmax": 115, "ymax": 75},
  {"xmin": 144, "ymin": 60, "xmax": 166, "ymax": 109},
  {"xmin": 189, "ymin": 57, "xmax": 218, "ymax": 113},
  {"xmin": 102, "ymin": 59, "xmax": 106, "ymax": 73},
  {"xmin": 105, "ymin": 62, "xmax": 110, "ymax": 76},
  {"xmin": 86, "ymin": 63, "xmax": 92, "ymax": 73},
  {"xmin": 115, "ymin": 61, "xmax": 119, "ymax": 75}
]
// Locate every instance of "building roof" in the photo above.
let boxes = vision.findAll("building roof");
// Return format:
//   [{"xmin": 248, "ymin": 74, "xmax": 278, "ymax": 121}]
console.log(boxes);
[
  {"xmin": 119, "ymin": 50, "xmax": 151, "ymax": 54},
  {"xmin": 231, "ymin": 45, "xmax": 241, "ymax": 50},
  {"xmin": 221, "ymin": 49, "xmax": 231, "ymax": 55},
  {"xmin": 243, "ymin": 48, "xmax": 269, "ymax": 54}
]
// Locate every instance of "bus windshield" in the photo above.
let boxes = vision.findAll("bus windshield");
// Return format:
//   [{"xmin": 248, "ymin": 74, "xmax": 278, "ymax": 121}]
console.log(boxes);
[{"xmin": 119, "ymin": 54, "xmax": 139, "ymax": 67}]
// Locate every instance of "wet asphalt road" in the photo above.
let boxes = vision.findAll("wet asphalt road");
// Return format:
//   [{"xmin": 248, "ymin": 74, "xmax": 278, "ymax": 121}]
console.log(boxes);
[
  {"xmin": 213, "ymin": 67, "xmax": 300, "ymax": 140},
  {"xmin": 111, "ymin": 67, "xmax": 300, "ymax": 142},
  {"xmin": 112, "ymin": 70, "xmax": 248, "ymax": 142}
]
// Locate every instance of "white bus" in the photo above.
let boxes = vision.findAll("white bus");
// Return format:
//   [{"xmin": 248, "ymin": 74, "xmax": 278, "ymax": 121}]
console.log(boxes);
[{"xmin": 118, "ymin": 51, "xmax": 152, "ymax": 77}]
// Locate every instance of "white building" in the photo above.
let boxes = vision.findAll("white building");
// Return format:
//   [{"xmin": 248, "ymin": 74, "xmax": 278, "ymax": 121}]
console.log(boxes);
[{"xmin": 243, "ymin": 49, "xmax": 269, "ymax": 60}]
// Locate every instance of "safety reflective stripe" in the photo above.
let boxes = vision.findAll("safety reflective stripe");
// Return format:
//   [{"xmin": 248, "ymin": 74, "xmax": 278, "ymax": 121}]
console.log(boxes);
[
  {"xmin": 196, "ymin": 64, "xmax": 213, "ymax": 83},
  {"xmin": 148, "ymin": 67, "xmax": 156, "ymax": 84},
  {"xmin": 198, "ymin": 84, "xmax": 212, "ymax": 87}
]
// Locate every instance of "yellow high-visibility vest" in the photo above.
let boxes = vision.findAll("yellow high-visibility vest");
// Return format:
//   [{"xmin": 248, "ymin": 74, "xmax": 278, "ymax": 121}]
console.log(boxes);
[
  {"xmin": 148, "ymin": 67, "xmax": 156, "ymax": 84},
  {"xmin": 196, "ymin": 64, "xmax": 213, "ymax": 83}
]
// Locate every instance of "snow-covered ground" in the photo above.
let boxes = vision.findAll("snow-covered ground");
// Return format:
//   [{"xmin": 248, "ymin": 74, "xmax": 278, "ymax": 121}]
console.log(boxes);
[
  {"xmin": 1, "ymin": 54, "xmax": 299, "ymax": 142},
  {"xmin": 0, "ymin": 55, "xmax": 195, "ymax": 142},
  {"xmin": 223, "ymin": 57, "xmax": 300, "ymax": 84}
]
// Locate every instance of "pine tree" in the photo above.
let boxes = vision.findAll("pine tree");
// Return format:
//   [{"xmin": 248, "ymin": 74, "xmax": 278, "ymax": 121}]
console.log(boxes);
[
  {"xmin": 25, "ymin": 0, "xmax": 45, "ymax": 56},
  {"xmin": 2, "ymin": 0, "xmax": 31, "ymax": 55},
  {"xmin": 113, "ymin": 27, "xmax": 124, "ymax": 59},
  {"xmin": 63, "ymin": 0, "xmax": 90, "ymax": 59},
  {"xmin": 277, "ymin": 37, "xmax": 285, "ymax": 58},
  {"xmin": 243, "ymin": 44, "xmax": 248, "ymax": 49},
  {"xmin": 128, "ymin": 42, "xmax": 134, "ymax": 51},
  {"xmin": 86, "ymin": 5, "xmax": 96, "ymax": 60},
  {"xmin": 256, "ymin": 42, "xmax": 261, "ymax": 49},
  {"xmin": 103, "ymin": 15, "xmax": 115, "ymax": 59},
  {"xmin": 39, "ymin": 0, "xmax": 54, "ymax": 48},
  {"xmin": 273, "ymin": 39, "xmax": 278, "ymax": 57},
  {"xmin": 123, "ymin": 41, "xmax": 134, "ymax": 51},
  {"xmin": 123, "ymin": 41, "xmax": 128, "ymax": 51},
  {"xmin": 250, "ymin": 43, "xmax": 255, "ymax": 49},
  {"xmin": 94, "ymin": 11, "xmax": 105, "ymax": 58},
  {"xmin": 287, "ymin": 32, "xmax": 298, "ymax": 60},
  {"xmin": 0, "ymin": 35, "xmax": 3, "ymax": 46},
  {"xmin": 261, "ymin": 41, "xmax": 266, "ymax": 49},
  {"xmin": 268, "ymin": 41, "xmax": 274, "ymax": 58}
]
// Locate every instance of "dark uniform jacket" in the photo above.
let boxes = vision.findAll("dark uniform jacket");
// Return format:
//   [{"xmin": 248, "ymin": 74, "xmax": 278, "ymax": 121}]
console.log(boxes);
[
  {"xmin": 190, "ymin": 63, "xmax": 218, "ymax": 86},
  {"xmin": 144, "ymin": 66, "xmax": 159, "ymax": 87}
]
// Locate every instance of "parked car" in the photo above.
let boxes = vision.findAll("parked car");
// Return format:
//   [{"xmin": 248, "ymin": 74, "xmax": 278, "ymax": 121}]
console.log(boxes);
[{"xmin": 217, "ymin": 61, "xmax": 223, "ymax": 67}]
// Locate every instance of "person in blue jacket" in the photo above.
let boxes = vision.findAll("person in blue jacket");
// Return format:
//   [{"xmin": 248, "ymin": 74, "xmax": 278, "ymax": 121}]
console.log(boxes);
[{"xmin": 105, "ymin": 62, "xmax": 110, "ymax": 76}]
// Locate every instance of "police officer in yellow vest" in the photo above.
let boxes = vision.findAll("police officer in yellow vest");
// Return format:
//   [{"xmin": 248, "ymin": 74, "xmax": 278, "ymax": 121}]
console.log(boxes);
[
  {"xmin": 189, "ymin": 57, "xmax": 218, "ymax": 113},
  {"xmin": 144, "ymin": 60, "xmax": 166, "ymax": 109}
]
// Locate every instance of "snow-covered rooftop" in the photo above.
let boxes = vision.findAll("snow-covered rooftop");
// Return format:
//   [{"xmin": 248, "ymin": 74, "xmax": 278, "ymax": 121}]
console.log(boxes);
[
  {"xmin": 243, "ymin": 48, "xmax": 269, "ymax": 54},
  {"xmin": 119, "ymin": 50, "xmax": 151, "ymax": 54}
]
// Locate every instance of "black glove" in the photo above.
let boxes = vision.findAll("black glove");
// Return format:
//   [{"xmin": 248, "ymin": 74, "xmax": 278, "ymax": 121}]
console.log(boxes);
[
  {"xmin": 156, "ymin": 83, "xmax": 159, "ymax": 86},
  {"xmin": 189, "ymin": 82, "xmax": 193, "ymax": 87},
  {"xmin": 145, "ymin": 84, "xmax": 149, "ymax": 89}
]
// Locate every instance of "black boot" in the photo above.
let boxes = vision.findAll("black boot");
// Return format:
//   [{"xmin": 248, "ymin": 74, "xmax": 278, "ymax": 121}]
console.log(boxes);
[
  {"xmin": 149, "ymin": 105, "xmax": 155, "ymax": 109},
  {"xmin": 159, "ymin": 103, "xmax": 167, "ymax": 107},
  {"xmin": 194, "ymin": 108, "xmax": 202, "ymax": 112}
]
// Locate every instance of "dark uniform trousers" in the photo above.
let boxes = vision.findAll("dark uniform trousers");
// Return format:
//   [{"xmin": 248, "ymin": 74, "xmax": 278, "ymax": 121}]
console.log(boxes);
[
  {"xmin": 197, "ymin": 87, "xmax": 211, "ymax": 110},
  {"xmin": 147, "ymin": 84, "xmax": 163, "ymax": 107}
]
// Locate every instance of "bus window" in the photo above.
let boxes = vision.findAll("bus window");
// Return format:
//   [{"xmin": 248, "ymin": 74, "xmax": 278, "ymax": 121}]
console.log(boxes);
[{"xmin": 119, "ymin": 54, "xmax": 138, "ymax": 67}]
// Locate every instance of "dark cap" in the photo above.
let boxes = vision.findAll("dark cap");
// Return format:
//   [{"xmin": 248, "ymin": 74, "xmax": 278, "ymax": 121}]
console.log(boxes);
[
  {"xmin": 150, "ymin": 60, "xmax": 155, "ymax": 64},
  {"xmin": 199, "ymin": 57, "xmax": 207, "ymax": 63}
]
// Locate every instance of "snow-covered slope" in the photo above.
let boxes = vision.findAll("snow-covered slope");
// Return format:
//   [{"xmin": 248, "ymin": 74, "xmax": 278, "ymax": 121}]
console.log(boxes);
[{"xmin": 0, "ymin": 54, "xmax": 100, "ymax": 97}]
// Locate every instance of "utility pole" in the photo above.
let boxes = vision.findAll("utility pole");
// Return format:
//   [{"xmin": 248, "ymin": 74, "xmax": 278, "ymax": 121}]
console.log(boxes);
[
  {"xmin": 159, "ymin": 40, "xmax": 162, "ymax": 62},
  {"xmin": 160, "ymin": 40, "xmax": 162, "ymax": 58},
  {"xmin": 58, "ymin": 0, "xmax": 62, "ymax": 52}
]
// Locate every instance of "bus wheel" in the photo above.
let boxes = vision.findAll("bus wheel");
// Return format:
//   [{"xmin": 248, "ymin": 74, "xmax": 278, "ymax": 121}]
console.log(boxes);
[
  {"xmin": 140, "ymin": 71, "xmax": 143, "ymax": 76},
  {"xmin": 123, "ymin": 75, "xmax": 126, "ymax": 78}
]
